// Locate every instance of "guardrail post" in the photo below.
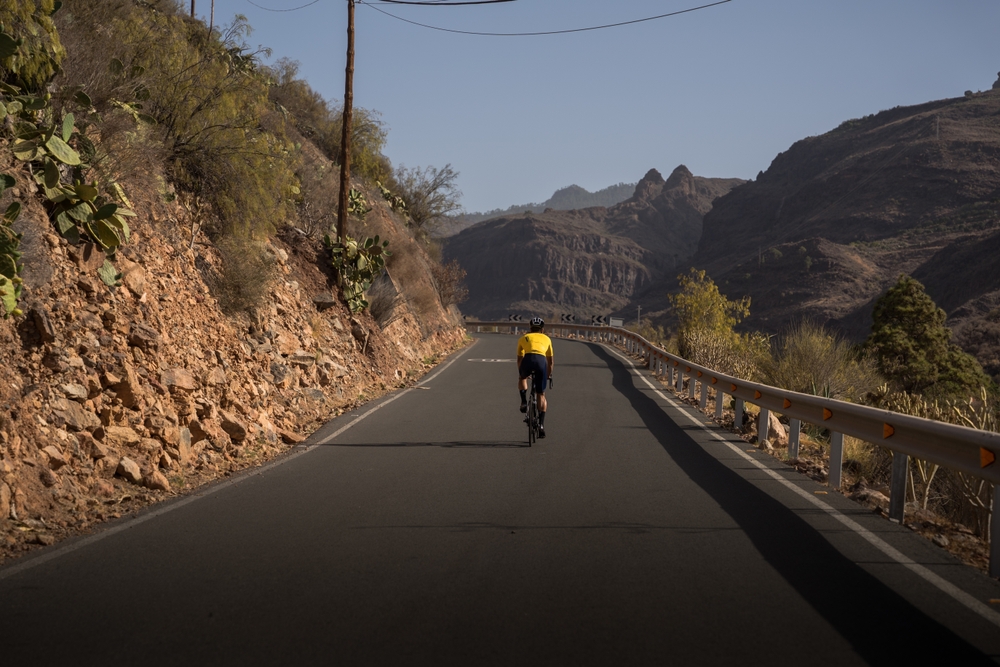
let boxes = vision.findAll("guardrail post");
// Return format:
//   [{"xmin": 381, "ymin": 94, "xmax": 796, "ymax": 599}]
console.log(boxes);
[
  {"xmin": 788, "ymin": 419, "xmax": 801, "ymax": 459},
  {"xmin": 688, "ymin": 374, "xmax": 696, "ymax": 399},
  {"xmin": 734, "ymin": 398, "xmax": 744, "ymax": 431},
  {"xmin": 699, "ymin": 381, "xmax": 708, "ymax": 410},
  {"xmin": 829, "ymin": 432, "xmax": 845, "ymax": 489},
  {"xmin": 675, "ymin": 369, "xmax": 682, "ymax": 392},
  {"xmin": 888, "ymin": 451, "xmax": 908, "ymax": 523},
  {"xmin": 991, "ymin": 486, "xmax": 999, "ymax": 577},
  {"xmin": 758, "ymin": 407, "xmax": 770, "ymax": 447},
  {"xmin": 715, "ymin": 389, "xmax": 724, "ymax": 418}
]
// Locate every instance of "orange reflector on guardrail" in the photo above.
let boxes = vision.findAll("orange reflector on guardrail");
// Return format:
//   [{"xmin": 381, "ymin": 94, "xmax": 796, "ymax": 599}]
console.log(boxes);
[
  {"xmin": 754, "ymin": 390, "xmax": 762, "ymax": 399},
  {"xmin": 823, "ymin": 408, "xmax": 833, "ymax": 421},
  {"xmin": 883, "ymin": 423, "xmax": 895, "ymax": 439},
  {"xmin": 711, "ymin": 378, "xmax": 718, "ymax": 384},
  {"xmin": 731, "ymin": 384, "xmax": 738, "ymax": 392},
  {"xmin": 686, "ymin": 367, "xmax": 691, "ymax": 373},
  {"xmin": 697, "ymin": 371, "xmax": 703, "ymax": 377},
  {"xmin": 983, "ymin": 448, "xmax": 996, "ymax": 468},
  {"xmin": 674, "ymin": 361, "xmax": 679, "ymax": 367},
  {"xmin": 783, "ymin": 399, "xmax": 791, "ymax": 409}
]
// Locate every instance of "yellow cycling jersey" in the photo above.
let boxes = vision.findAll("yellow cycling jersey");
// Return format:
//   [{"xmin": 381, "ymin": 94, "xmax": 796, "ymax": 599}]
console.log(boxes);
[{"xmin": 517, "ymin": 332, "xmax": 553, "ymax": 358}]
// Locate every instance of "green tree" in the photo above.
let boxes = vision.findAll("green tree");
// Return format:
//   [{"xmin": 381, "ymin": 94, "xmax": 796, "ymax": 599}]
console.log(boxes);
[
  {"xmin": 669, "ymin": 268, "xmax": 750, "ymax": 357},
  {"xmin": 865, "ymin": 275, "xmax": 993, "ymax": 398}
]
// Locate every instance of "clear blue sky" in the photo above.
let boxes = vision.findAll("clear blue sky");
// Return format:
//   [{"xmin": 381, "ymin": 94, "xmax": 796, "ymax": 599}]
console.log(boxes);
[{"xmin": 201, "ymin": 0, "xmax": 1000, "ymax": 213}]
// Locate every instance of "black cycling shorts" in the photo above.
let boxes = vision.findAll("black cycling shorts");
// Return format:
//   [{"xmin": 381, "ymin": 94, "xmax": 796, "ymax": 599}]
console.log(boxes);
[{"xmin": 518, "ymin": 353, "xmax": 548, "ymax": 392}]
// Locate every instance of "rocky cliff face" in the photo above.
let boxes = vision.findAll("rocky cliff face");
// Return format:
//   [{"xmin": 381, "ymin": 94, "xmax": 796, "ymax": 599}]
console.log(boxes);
[
  {"xmin": 445, "ymin": 166, "xmax": 744, "ymax": 318},
  {"xmin": 0, "ymin": 176, "xmax": 464, "ymax": 563}
]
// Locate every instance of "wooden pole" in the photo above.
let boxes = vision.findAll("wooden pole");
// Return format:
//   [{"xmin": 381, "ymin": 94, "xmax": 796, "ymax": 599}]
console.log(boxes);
[
  {"xmin": 190, "ymin": 0, "xmax": 195, "ymax": 19},
  {"xmin": 336, "ymin": 0, "xmax": 356, "ymax": 245}
]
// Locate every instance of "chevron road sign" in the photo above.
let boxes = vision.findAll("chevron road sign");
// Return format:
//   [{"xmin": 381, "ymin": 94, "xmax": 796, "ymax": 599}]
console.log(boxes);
[
  {"xmin": 560, "ymin": 314, "xmax": 576, "ymax": 323},
  {"xmin": 591, "ymin": 315, "xmax": 608, "ymax": 325},
  {"xmin": 507, "ymin": 314, "xmax": 525, "ymax": 322}
]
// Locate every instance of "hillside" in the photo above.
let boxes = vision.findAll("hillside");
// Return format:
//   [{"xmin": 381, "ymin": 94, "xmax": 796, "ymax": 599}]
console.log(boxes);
[
  {"xmin": 435, "ymin": 181, "xmax": 636, "ymax": 237},
  {"xmin": 631, "ymin": 83, "xmax": 1000, "ymax": 378},
  {"xmin": 0, "ymin": 1, "xmax": 464, "ymax": 562},
  {"xmin": 444, "ymin": 166, "xmax": 743, "ymax": 318}
]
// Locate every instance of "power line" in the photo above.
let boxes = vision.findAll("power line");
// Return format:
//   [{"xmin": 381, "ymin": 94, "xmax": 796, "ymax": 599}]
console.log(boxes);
[
  {"xmin": 246, "ymin": 0, "xmax": 322, "ymax": 12},
  {"xmin": 358, "ymin": 0, "xmax": 733, "ymax": 36},
  {"xmin": 245, "ymin": 0, "xmax": 513, "ymax": 11}
]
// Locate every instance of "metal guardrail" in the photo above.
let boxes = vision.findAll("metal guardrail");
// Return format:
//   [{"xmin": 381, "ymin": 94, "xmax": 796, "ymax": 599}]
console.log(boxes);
[{"xmin": 467, "ymin": 321, "xmax": 1000, "ymax": 576}]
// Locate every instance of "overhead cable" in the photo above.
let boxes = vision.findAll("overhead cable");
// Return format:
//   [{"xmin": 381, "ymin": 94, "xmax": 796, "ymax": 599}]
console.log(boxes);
[{"xmin": 358, "ymin": 0, "xmax": 733, "ymax": 36}]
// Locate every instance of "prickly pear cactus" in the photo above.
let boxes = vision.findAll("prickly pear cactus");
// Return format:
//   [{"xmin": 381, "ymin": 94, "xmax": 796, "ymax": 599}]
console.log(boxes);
[
  {"xmin": 324, "ymin": 234, "xmax": 391, "ymax": 313},
  {"xmin": 0, "ymin": 177, "xmax": 23, "ymax": 317}
]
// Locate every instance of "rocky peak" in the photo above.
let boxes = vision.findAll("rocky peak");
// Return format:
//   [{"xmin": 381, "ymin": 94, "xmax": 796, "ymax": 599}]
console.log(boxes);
[
  {"xmin": 993, "ymin": 71, "xmax": 1000, "ymax": 90},
  {"xmin": 631, "ymin": 168, "xmax": 665, "ymax": 201},
  {"xmin": 663, "ymin": 164, "xmax": 694, "ymax": 191}
]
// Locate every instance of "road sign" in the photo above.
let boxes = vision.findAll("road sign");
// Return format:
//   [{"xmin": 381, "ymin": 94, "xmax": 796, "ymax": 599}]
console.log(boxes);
[
  {"xmin": 591, "ymin": 315, "xmax": 608, "ymax": 325},
  {"xmin": 560, "ymin": 313, "xmax": 576, "ymax": 323},
  {"xmin": 609, "ymin": 317, "xmax": 623, "ymax": 328},
  {"xmin": 507, "ymin": 314, "xmax": 524, "ymax": 322}
]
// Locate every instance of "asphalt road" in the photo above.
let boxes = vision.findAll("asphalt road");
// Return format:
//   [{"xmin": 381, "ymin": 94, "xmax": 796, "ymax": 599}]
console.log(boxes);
[{"xmin": 2, "ymin": 333, "xmax": 1000, "ymax": 666}]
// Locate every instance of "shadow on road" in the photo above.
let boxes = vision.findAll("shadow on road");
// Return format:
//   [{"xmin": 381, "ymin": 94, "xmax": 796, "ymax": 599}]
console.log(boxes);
[
  {"xmin": 323, "ymin": 441, "xmax": 528, "ymax": 448},
  {"xmin": 591, "ymin": 344, "xmax": 994, "ymax": 665}
]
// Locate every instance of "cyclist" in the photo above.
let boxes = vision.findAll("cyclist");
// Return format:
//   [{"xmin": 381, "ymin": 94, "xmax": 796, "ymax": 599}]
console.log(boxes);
[{"xmin": 517, "ymin": 317, "xmax": 553, "ymax": 438}]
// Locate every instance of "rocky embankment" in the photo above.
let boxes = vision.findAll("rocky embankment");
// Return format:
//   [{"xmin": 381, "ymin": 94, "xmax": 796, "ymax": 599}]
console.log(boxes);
[{"xmin": 0, "ymin": 195, "xmax": 465, "ymax": 563}]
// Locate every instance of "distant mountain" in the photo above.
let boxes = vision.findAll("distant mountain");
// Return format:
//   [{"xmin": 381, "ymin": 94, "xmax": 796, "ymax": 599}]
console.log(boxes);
[
  {"xmin": 443, "ymin": 166, "xmax": 744, "ymax": 318},
  {"xmin": 434, "ymin": 181, "xmax": 636, "ymax": 237},
  {"xmin": 627, "ymin": 84, "xmax": 1000, "ymax": 379}
]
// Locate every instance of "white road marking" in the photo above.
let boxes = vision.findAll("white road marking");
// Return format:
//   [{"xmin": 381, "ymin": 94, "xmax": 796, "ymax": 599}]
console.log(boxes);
[
  {"xmin": 607, "ymin": 346, "xmax": 1000, "ymax": 629},
  {"xmin": 0, "ymin": 339, "xmax": 479, "ymax": 580}
]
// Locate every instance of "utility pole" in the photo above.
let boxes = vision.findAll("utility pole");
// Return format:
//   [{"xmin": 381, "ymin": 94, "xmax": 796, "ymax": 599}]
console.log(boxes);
[
  {"xmin": 336, "ymin": 0, "xmax": 356, "ymax": 246},
  {"xmin": 190, "ymin": 1, "xmax": 195, "ymax": 19},
  {"xmin": 209, "ymin": 0, "xmax": 215, "ymax": 36},
  {"xmin": 636, "ymin": 304, "xmax": 642, "ymax": 328}
]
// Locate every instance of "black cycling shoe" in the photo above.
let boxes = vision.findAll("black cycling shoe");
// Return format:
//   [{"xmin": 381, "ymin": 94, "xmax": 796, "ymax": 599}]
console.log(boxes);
[
  {"xmin": 538, "ymin": 425, "xmax": 546, "ymax": 438},
  {"xmin": 519, "ymin": 401, "xmax": 527, "ymax": 413}
]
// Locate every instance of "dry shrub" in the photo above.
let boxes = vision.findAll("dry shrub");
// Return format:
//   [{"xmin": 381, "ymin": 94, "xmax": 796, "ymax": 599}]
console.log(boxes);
[
  {"xmin": 763, "ymin": 321, "xmax": 883, "ymax": 402},
  {"xmin": 868, "ymin": 385, "xmax": 996, "ymax": 538},
  {"xmin": 682, "ymin": 328, "xmax": 770, "ymax": 381},
  {"xmin": 211, "ymin": 237, "xmax": 277, "ymax": 315},
  {"xmin": 431, "ymin": 259, "xmax": 468, "ymax": 308},
  {"xmin": 367, "ymin": 270, "xmax": 403, "ymax": 327}
]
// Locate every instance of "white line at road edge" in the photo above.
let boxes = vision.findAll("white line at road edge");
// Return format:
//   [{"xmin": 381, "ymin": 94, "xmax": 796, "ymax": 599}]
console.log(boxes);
[
  {"xmin": 607, "ymin": 346, "xmax": 1000, "ymax": 630},
  {"xmin": 0, "ymin": 339, "xmax": 477, "ymax": 582}
]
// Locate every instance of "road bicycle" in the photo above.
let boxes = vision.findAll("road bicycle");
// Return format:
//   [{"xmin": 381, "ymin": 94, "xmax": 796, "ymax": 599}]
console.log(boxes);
[
  {"xmin": 525, "ymin": 375, "xmax": 540, "ymax": 446},
  {"xmin": 524, "ymin": 375, "xmax": 551, "ymax": 446}
]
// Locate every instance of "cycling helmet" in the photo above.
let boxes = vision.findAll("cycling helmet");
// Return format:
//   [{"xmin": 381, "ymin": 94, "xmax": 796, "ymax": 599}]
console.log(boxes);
[{"xmin": 530, "ymin": 317, "xmax": 544, "ymax": 330}]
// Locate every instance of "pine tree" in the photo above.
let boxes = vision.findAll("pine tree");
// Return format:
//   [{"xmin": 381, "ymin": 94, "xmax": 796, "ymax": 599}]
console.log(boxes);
[{"xmin": 865, "ymin": 275, "xmax": 993, "ymax": 398}]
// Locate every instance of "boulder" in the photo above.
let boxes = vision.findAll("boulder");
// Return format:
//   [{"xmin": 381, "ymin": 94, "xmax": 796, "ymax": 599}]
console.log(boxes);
[
  {"xmin": 41, "ymin": 445, "xmax": 68, "ymax": 470},
  {"xmin": 757, "ymin": 411, "xmax": 789, "ymax": 447},
  {"xmin": 219, "ymin": 410, "xmax": 247, "ymax": 442},
  {"xmin": 313, "ymin": 293, "xmax": 336, "ymax": 311},
  {"xmin": 51, "ymin": 397, "xmax": 102, "ymax": 432},
  {"xmin": 60, "ymin": 383, "xmax": 88, "ymax": 401},
  {"xmin": 270, "ymin": 362, "xmax": 294, "ymax": 388},
  {"xmin": 161, "ymin": 368, "xmax": 197, "ymax": 393},
  {"xmin": 105, "ymin": 426, "xmax": 141, "ymax": 446},
  {"xmin": 128, "ymin": 323, "xmax": 162, "ymax": 351},
  {"xmin": 113, "ymin": 365, "xmax": 145, "ymax": 409},
  {"xmin": 115, "ymin": 457, "xmax": 142, "ymax": 484},
  {"xmin": 30, "ymin": 307, "xmax": 56, "ymax": 343},
  {"xmin": 0, "ymin": 482, "xmax": 11, "ymax": 520},
  {"xmin": 275, "ymin": 332, "xmax": 299, "ymax": 356},
  {"xmin": 143, "ymin": 470, "xmax": 171, "ymax": 492},
  {"xmin": 205, "ymin": 366, "xmax": 227, "ymax": 386}
]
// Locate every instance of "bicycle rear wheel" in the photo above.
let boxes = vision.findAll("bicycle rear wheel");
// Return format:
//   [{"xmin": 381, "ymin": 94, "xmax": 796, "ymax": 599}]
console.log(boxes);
[{"xmin": 526, "ymin": 379, "xmax": 536, "ymax": 446}]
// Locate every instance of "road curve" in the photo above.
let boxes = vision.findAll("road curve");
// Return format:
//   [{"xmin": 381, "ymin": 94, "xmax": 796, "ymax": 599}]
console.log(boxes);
[{"xmin": 2, "ymin": 333, "xmax": 999, "ymax": 666}]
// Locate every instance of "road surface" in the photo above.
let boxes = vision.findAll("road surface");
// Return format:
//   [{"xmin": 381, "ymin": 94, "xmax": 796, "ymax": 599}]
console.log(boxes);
[{"xmin": 2, "ymin": 333, "xmax": 999, "ymax": 665}]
